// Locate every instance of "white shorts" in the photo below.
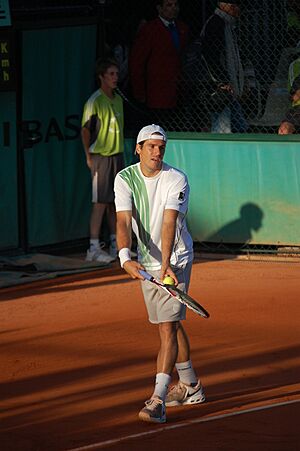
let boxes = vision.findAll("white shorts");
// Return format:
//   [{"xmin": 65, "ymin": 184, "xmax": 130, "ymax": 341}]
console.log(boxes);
[{"xmin": 140, "ymin": 263, "xmax": 192, "ymax": 324}]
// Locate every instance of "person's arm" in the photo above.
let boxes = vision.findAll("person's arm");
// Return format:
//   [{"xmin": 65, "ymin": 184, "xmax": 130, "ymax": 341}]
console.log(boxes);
[
  {"xmin": 116, "ymin": 210, "xmax": 144, "ymax": 279},
  {"xmin": 201, "ymin": 15, "xmax": 229, "ymax": 85},
  {"xmin": 129, "ymin": 23, "xmax": 152, "ymax": 103},
  {"xmin": 160, "ymin": 209, "xmax": 179, "ymax": 284},
  {"xmin": 81, "ymin": 127, "xmax": 93, "ymax": 169}
]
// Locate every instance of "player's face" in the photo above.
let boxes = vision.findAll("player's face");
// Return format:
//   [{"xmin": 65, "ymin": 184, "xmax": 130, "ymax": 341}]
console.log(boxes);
[
  {"xmin": 157, "ymin": 0, "xmax": 179, "ymax": 21},
  {"xmin": 136, "ymin": 139, "xmax": 166, "ymax": 177},
  {"xmin": 99, "ymin": 65, "xmax": 119, "ymax": 90}
]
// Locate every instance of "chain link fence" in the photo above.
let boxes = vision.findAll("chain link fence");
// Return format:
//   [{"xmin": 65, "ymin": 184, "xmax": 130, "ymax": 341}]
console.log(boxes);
[
  {"xmin": 9, "ymin": 0, "xmax": 300, "ymax": 134},
  {"xmin": 103, "ymin": 0, "xmax": 300, "ymax": 135}
]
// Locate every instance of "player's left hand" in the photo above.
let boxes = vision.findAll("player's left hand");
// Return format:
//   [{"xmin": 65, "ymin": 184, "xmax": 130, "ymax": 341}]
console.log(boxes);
[{"xmin": 160, "ymin": 266, "xmax": 178, "ymax": 286}]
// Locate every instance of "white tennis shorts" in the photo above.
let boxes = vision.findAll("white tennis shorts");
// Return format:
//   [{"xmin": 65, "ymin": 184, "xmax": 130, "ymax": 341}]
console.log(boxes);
[{"xmin": 140, "ymin": 262, "xmax": 192, "ymax": 324}]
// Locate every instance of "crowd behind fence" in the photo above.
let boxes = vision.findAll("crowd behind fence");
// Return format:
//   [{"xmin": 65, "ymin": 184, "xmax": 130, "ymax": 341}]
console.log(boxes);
[
  {"xmin": 10, "ymin": 0, "xmax": 300, "ymax": 135},
  {"xmin": 104, "ymin": 0, "xmax": 300, "ymax": 135}
]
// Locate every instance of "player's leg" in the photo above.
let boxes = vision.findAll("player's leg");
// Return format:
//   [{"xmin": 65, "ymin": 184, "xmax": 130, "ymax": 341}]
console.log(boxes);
[
  {"xmin": 165, "ymin": 322, "xmax": 206, "ymax": 407},
  {"xmin": 86, "ymin": 154, "xmax": 115, "ymax": 263},
  {"xmin": 165, "ymin": 322, "xmax": 205, "ymax": 407},
  {"xmin": 139, "ymin": 321, "xmax": 177, "ymax": 424},
  {"xmin": 86, "ymin": 202, "xmax": 114, "ymax": 263},
  {"xmin": 106, "ymin": 153, "xmax": 124, "ymax": 258},
  {"xmin": 90, "ymin": 202, "xmax": 106, "ymax": 239},
  {"xmin": 165, "ymin": 261, "xmax": 205, "ymax": 407},
  {"xmin": 139, "ymin": 273, "xmax": 181, "ymax": 423}
]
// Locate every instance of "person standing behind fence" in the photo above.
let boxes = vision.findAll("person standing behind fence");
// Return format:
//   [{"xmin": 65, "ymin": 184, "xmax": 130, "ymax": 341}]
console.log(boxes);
[
  {"xmin": 200, "ymin": 1, "xmax": 248, "ymax": 133},
  {"xmin": 278, "ymin": 66, "xmax": 300, "ymax": 135},
  {"xmin": 129, "ymin": 0, "xmax": 189, "ymax": 112},
  {"xmin": 81, "ymin": 58, "xmax": 124, "ymax": 264}
]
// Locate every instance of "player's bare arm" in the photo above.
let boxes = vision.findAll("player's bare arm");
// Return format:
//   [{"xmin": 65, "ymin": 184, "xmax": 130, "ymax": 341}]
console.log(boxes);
[
  {"xmin": 116, "ymin": 210, "xmax": 144, "ymax": 279},
  {"xmin": 160, "ymin": 209, "xmax": 179, "ymax": 284},
  {"xmin": 81, "ymin": 127, "xmax": 93, "ymax": 169}
]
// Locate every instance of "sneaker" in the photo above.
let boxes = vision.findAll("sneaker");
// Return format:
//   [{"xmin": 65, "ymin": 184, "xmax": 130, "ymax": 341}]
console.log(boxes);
[
  {"xmin": 138, "ymin": 397, "xmax": 166, "ymax": 423},
  {"xmin": 165, "ymin": 380, "xmax": 205, "ymax": 407},
  {"xmin": 86, "ymin": 244, "xmax": 115, "ymax": 264}
]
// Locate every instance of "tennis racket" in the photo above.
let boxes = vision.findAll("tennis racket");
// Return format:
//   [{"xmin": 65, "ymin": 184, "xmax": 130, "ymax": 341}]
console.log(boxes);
[{"xmin": 139, "ymin": 269, "xmax": 210, "ymax": 319}]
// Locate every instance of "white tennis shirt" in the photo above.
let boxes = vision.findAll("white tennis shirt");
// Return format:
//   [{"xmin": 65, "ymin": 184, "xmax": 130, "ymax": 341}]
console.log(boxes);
[{"xmin": 114, "ymin": 162, "xmax": 194, "ymax": 270}]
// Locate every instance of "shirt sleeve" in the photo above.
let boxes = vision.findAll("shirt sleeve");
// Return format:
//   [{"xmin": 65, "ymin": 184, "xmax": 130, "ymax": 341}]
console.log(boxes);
[
  {"xmin": 165, "ymin": 173, "xmax": 190, "ymax": 214},
  {"xmin": 81, "ymin": 97, "xmax": 98, "ymax": 129},
  {"xmin": 114, "ymin": 173, "xmax": 133, "ymax": 211}
]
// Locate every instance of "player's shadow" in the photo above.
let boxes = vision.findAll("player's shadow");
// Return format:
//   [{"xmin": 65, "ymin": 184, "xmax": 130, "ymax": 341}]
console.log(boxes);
[{"xmin": 202, "ymin": 202, "xmax": 264, "ymax": 254}]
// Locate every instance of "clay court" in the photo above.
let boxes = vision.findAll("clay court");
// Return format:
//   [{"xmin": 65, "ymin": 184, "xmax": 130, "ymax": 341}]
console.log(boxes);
[{"xmin": 1, "ymin": 255, "xmax": 300, "ymax": 451}]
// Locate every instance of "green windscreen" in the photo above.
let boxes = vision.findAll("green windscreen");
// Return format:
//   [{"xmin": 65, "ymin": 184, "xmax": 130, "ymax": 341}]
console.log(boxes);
[
  {"xmin": 22, "ymin": 25, "xmax": 97, "ymax": 247},
  {"xmin": 0, "ymin": 92, "xmax": 18, "ymax": 250},
  {"xmin": 165, "ymin": 136, "xmax": 300, "ymax": 246}
]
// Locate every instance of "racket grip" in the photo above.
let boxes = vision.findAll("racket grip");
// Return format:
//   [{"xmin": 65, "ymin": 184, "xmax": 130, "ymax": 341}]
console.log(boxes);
[{"xmin": 139, "ymin": 269, "xmax": 153, "ymax": 281}]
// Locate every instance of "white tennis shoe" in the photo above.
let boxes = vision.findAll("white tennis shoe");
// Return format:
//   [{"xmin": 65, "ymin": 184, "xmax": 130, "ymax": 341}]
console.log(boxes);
[
  {"xmin": 138, "ymin": 397, "xmax": 166, "ymax": 423},
  {"xmin": 165, "ymin": 379, "xmax": 206, "ymax": 407},
  {"xmin": 86, "ymin": 244, "xmax": 115, "ymax": 264}
]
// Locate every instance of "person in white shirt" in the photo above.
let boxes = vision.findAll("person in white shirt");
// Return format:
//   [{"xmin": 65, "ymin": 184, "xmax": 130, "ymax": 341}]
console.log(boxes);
[{"xmin": 114, "ymin": 124, "xmax": 205, "ymax": 424}]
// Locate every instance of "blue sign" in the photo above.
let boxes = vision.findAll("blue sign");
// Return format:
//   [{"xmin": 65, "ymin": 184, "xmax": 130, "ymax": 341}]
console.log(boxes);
[
  {"xmin": 0, "ymin": 31, "xmax": 15, "ymax": 90},
  {"xmin": 0, "ymin": 1, "xmax": 11, "ymax": 27}
]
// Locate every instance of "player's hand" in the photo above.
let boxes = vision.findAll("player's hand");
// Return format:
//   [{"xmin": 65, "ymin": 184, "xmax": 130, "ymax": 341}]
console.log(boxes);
[
  {"xmin": 218, "ymin": 83, "xmax": 234, "ymax": 94},
  {"xmin": 160, "ymin": 266, "xmax": 178, "ymax": 286},
  {"xmin": 123, "ymin": 260, "xmax": 145, "ymax": 280},
  {"xmin": 86, "ymin": 154, "xmax": 93, "ymax": 169}
]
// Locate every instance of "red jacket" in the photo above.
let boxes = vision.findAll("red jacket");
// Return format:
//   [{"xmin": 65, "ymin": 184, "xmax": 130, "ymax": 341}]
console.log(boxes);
[{"xmin": 129, "ymin": 18, "xmax": 189, "ymax": 109}]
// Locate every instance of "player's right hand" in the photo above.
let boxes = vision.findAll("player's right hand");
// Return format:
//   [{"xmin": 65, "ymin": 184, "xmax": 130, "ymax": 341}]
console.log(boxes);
[
  {"xmin": 123, "ymin": 260, "xmax": 145, "ymax": 280},
  {"xmin": 86, "ymin": 154, "xmax": 93, "ymax": 169}
]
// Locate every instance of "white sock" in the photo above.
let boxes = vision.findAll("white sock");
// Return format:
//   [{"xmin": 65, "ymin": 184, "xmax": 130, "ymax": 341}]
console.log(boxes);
[
  {"xmin": 175, "ymin": 360, "xmax": 198, "ymax": 386},
  {"xmin": 90, "ymin": 239, "xmax": 100, "ymax": 250},
  {"xmin": 153, "ymin": 373, "xmax": 171, "ymax": 401}
]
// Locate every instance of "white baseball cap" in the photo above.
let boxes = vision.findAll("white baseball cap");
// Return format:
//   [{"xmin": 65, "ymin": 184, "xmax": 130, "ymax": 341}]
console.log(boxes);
[{"xmin": 136, "ymin": 124, "xmax": 167, "ymax": 144}]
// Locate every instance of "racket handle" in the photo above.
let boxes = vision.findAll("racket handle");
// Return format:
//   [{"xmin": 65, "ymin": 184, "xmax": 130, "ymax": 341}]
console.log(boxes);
[{"xmin": 139, "ymin": 269, "xmax": 153, "ymax": 281}]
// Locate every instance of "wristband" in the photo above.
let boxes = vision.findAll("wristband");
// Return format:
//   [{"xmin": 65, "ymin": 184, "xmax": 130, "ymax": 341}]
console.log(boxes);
[{"xmin": 118, "ymin": 247, "xmax": 131, "ymax": 268}]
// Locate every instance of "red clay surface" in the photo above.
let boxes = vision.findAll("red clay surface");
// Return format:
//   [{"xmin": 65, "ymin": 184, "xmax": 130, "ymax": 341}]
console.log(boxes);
[{"xmin": 0, "ymin": 256, "xmax": 300, "ymax": 451}]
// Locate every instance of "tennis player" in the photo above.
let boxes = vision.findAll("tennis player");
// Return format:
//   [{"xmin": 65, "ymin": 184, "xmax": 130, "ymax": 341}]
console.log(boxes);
[{"xmin": 114, "ymin": 124, "xmax": 205, "ymax": 423}]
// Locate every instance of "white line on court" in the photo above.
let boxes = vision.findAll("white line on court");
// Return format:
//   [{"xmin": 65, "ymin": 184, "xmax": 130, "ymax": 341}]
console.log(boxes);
[{"xmin": 66, "ymin": 398, "xmax": 300, "ymax": 451}]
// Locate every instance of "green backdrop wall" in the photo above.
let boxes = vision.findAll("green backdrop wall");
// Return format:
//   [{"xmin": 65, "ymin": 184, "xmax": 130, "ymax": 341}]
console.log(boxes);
[
  {"xmin": 165, "ymin": 134, "xmax": 300, "ymax": 246},
  {"xmin": 22, "ymin": 25, "xmax": 97, "ymax": 248},
  {"xmin": 1, "ymin": 24, "xmax": 300, "ymax": 253},
  {"xmin": 0, "ymin": 92, "xmax": 18, "ymax": 250}
]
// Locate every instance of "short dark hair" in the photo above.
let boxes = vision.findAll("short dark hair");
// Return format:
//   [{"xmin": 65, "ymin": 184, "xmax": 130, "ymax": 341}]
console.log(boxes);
[{"xmin": 95, "ymin": 58, "xmax": 119, "ymax": 78}]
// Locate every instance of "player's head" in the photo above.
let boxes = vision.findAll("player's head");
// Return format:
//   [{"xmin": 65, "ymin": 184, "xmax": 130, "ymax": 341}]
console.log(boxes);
[
  {"xmin": 156, "ymin": 0, "xmax": 179, "ymax": 22},
  {"xmin": 135, "ymin": 124, "xmax": 167, "ymax": 176},
  {"xmin": 95, "ymin": 58, "xmax": 119, "ymax": 89},
  {"xmin": 218, "ymin": 1, "xmax": 240, "ymax": 18}
]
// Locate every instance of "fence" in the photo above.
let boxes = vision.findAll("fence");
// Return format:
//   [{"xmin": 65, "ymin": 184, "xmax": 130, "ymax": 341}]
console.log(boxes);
[
  {"xmin": 9, "ymin": 1, "xmax": 300, "ymax": 135},
  {"xmin": 103, "ymin": 0, "xmax": 300, "ymax": 135},
  {"xmin": 3, "ymin": 0, "xmax": 299, "ymax": 255}
]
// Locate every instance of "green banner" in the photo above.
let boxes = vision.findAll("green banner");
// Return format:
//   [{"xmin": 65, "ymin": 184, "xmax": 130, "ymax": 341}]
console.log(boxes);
[
  {"xmin": 165, "ymin": 137, "xmax": 300, "ymax": 246},
  {"xmin": 22, "ymin": 25, "xmax": 97, "ymax": 247},
  {"xmin": 0, "ymin": 91, "xmax": 18, "ymax": 250},
  {"xmin": 0, "ymin": 0, "xmax": 11, "ymax": 27}
]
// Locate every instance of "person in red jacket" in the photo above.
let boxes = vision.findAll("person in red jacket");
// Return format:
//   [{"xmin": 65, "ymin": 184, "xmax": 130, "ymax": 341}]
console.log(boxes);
[{"xmin": 129, "ymin": 0, "xmax": 189, "ymax": 110}]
